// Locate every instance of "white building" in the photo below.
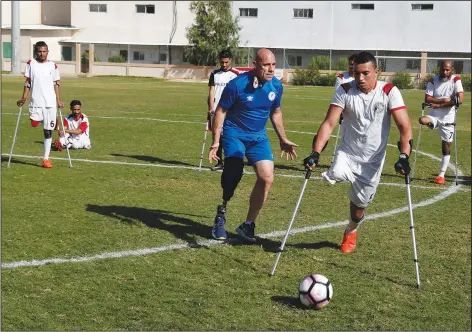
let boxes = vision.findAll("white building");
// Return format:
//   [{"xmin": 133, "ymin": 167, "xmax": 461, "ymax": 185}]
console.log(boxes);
[{"xmin": 2, "ymin": 1, "xmax": 471, "ymax": 75}]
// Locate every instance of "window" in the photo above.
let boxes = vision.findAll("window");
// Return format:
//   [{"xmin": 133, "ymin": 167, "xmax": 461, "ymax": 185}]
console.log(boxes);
[
  {"xmin": 406, "ymin": 59, "xmax": 420, "ymax": 70},
  {"xmin": 61, "ymin": 46, "xmax": 73, "ymax": 61},
  {"xmin": 133, "ymin": 51, "xmax": 144, "ymax": 61},
  {"xmin": 293, "ymin": 8, "xmax": 313, "ymax": 18},
  {"xmin": 351, "ymin": 3, "xmax": 375, "ymax": 10},
  {"xmin": 136, "ymin": 4, "xmax": 155, "ymax": 13},
  {"xmin": 3, "ymin": 42, "xmax": 11, "ymax": 58},
  {"xmin": 159, "ymin": 53, "xmax": 167, "ymax": 62},
  {"xmin": 119, "ymin": 50, "xmax": 128, "ymax": 61},
  {"xmin": 454, "ymin": 61, "xmax": 463, "ymax": 74},
  {"xmin": 239, "ymin": 8, "xmax": 258, "ymax": 17},
  {"xmin": 411, "ymin": 4, "xmax": 433, "ymax": 10},
  {"xmin": 89, "ymin": 4, "xmax": 107, "ymax": 12},
  {"xmin": 288, "ymin": 55, "xmax": 302, "ymax": 67}
]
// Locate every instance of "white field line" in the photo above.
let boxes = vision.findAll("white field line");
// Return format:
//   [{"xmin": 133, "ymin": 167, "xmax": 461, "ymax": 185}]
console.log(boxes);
[
  {"xmin": 1, "ymin": 149, "xmax": 467, "ymax": 269},
  {"xmin": 1, "ymin": 116, "xmax": 469, "ymax": 269}
]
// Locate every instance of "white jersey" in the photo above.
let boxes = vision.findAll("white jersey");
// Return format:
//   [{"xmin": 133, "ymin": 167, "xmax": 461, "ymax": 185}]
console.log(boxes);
[
  {"xmin": 25, "ymin": 58, "xmax": 60, "ymax": 107},
  {"xmin": 331, "ymin": 81, "xmax": 406, "ymax": 163},
  {"xmin": 425, "ymin": 75, "xmax": 463, "ymax": 118},
  {"xmin": 334, "ymin": 72, "xmax": 354, "ymax": 91},
  {"xmin": 63, "ymin": 113, "xmax": 90, "ymax": 138},
  {"xmin": 208, "ymin": 67, "xmax": 240, "ymax": 111}
]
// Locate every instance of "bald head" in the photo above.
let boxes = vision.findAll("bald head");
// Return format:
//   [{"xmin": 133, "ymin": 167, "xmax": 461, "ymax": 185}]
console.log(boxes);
[
  {"xmin": 439, "ymin": 59, "xmax": 454, "ymax": 80},
  {"xmin": 253, "ymin": 48, "xmax": 276, "ymax": 82}
]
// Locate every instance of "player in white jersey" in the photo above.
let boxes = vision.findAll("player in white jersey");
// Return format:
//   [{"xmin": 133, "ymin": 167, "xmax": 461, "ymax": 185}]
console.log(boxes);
[
  {"xmin": 207, "ymin": 49, "xmax": 240, "ymax": 170},
  {"xmin": 55, "ymin": 100, "xmax": 91, "ymax": 150},
  {"xmin": 304, "ymin": 52, "xmax": 413, "ymax": 253},
  {"xmin": 419, "ymin": 60, "xmax": 464, "ymax": 185},
  {"xmin": 334, "ymin": 53, "xmax": 357, "ymax": 91},
  {"xmin": 17, "ymin": 41, "xmax": 64, "ymax": 168}
]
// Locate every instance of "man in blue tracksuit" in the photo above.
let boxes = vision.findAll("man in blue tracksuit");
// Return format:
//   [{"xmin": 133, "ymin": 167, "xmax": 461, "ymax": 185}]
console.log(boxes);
[{"xmin": 208, "ymin": 48, "xmax": 298, "ymax": 242}]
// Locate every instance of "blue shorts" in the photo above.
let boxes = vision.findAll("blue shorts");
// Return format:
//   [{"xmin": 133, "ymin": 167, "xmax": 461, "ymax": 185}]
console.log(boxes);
[{"xmin": 222, "ymin": 129, "xmax": 273, "ymax": 165}]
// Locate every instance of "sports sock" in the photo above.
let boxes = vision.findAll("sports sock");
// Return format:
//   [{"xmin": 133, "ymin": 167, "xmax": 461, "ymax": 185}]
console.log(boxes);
[
  {"xmin": 439, "ymin": 155, "xmax": 450, "ymax": 177},
  {"xmin": 345, "ymin": 215, "xmax": 365, "ymax": 234},
  {"xmin": 44, "ymin": 138, "xmax": 52, "ymax": 160}
]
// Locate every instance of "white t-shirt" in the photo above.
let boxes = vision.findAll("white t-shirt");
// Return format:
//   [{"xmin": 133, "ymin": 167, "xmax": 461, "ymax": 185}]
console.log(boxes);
[
  {"xmin": 25, "ymin": 58, "xmax": 60, "ymax": 107},
  {"xmin": 425, "ymin": 75, "xmax": 464, "ymax": 118},
  {"xmin": 208, "ymin": 67, "xmax": 240, "ymax": 111},
  {"xmin": 334, "ymin": 72, "xmax": 354, "ymax": 91},
  {"xmin": 331, "ymin": 81, "xmax": 406, "ymax": 163},
  {"xmin": 63, "ymin": 113, "xmax": 90, "ymax": 138}
]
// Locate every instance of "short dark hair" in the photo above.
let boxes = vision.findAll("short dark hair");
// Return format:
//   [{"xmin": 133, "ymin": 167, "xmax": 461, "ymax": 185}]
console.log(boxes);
[
  {"xmin": 348, "ymin": 53, "xmax": 358, "ymax": 62},
  {"xmin": 218, "ymin": 49, "xmax": 232, "ymax": 59},
  {"xmin": 70, "ymin": 100, "xmax": 82, "ymax": 108},
  {"xmin": 34, "ymin": 41, "xmax": 48, "ymax": 51},
  {"xmin": 354, "ymin": 51, "xmax": 377, "ymax": 69}
]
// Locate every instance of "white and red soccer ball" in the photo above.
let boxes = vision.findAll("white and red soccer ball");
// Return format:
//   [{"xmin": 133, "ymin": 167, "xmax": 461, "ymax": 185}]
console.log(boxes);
[{"xmin": 299, "ymin": 274, "xmax": 333, "ymax": 309}]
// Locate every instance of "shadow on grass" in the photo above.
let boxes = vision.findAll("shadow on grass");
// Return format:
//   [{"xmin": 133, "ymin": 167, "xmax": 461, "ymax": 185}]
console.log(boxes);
[
  {"xmin": 1, "ymin": 156, "xmax": 42, "ymax": 167},
  {"xmin": 444, "ymin": 174, "xmax": 471, "ymax": 186},
  {"xmin": 271, "ymin": 296, "xmax": 309, "ymax": 309},
  {"xmin": 110, "ymin": 153, "xmax": 195, "ymax": 167},
  {"xmin": 86, "ymin": 204, "xmax": 212, "ymax": 245}
]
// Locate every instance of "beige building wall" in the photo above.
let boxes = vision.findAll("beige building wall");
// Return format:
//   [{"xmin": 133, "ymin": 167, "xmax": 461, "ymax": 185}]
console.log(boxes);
[
  {"xmin": 41, "ymin": 0, "xmax": 71, "ymax": 26},
  {"xmin": 1, "ymin": 1, "xmax": 42, "ymax": 25}
]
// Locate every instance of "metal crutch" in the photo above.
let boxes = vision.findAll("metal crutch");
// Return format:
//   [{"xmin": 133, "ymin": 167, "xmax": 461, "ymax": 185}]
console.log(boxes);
[{"xmin": 7, "ymin": 106, "xmax": 23, "ymax": 168}]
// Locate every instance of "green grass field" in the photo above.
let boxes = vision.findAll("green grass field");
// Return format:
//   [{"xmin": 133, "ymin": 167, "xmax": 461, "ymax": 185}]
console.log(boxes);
[{"xmin": 1, "ymin": 75, "xmax": 471, "ymax": 331}]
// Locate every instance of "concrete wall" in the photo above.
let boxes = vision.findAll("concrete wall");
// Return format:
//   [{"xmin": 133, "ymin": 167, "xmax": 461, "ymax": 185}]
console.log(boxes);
[
  {"xmin": 1, "ymin": 0, "xmax": 42, "ymax": 25},
  {"xmin": 2, "ymin": 59, "xmax": 77, "ymax": 75},
  {"xmin": 41, "ymin": 0, "xmax": 71, "ymax": 26}
]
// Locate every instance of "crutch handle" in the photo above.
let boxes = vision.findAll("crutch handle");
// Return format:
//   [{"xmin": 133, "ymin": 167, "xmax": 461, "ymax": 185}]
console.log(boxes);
[
  {"xmin": 304, "ymin": 169, "xmax": 312, "ymax": 179},
  {"xmin": 421, "ymin": 103, "xmax": 432, "ymax": 109}
]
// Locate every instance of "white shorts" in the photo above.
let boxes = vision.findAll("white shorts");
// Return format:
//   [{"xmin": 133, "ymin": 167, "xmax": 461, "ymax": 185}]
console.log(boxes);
[
  {"xmin": 60, "ymin": 134, "xmax": 91, "ymax": 150},
  {"xmin": 29, "ymin": 107, "xmax": 57, "ymax": 130},
  {"xmin": 325, "ymin": 150, "xmax": 385, "ymax": 208},
  {"xmin": 426, "ymin": 114, "xmax": 455, "ymax": 143}
]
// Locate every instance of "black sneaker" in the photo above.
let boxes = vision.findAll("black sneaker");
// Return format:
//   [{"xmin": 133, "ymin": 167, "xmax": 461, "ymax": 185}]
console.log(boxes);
[
  {"xmin": 236, "ymin": 222, "xmax": 256, "ymax": 242},
  {"xmin": 211, "ymin": 205, "xmax": 227, "ymax": 240},
  {"xmin": 211, "ymin": 163, "xmax": 224, "ymax": 171}
]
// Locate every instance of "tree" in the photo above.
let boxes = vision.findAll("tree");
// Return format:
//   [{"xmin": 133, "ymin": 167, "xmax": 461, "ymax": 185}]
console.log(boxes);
[{"xmin": 184, "ymin": 1, "xmax": 242, "ymax": 66}]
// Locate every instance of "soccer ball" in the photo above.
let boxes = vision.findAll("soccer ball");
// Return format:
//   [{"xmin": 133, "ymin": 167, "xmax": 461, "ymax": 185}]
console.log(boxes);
[{"xmin": 299, "ymin": 274, "xmax": 333, "ymax": 309}]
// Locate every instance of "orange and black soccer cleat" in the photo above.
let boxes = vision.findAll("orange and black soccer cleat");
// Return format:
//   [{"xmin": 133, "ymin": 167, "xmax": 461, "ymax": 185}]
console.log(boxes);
[
  {"xmin": 340, "ymin": 230, "xmax": 357, "ymax": 253},
  {"xmin": 434, "ymin": 176, "xmax": 445, "ymax": 185},
  {"xmin": 42, "ymin": 159, "xmax": 53, "ymax": 168}
]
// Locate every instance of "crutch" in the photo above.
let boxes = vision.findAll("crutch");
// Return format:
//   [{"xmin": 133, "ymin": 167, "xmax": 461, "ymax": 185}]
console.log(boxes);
[
  {"xmin": 198, "ymin": 113, "xmax": 212, "ymax": 171},
  {"xmin": 411, "ymin": 103, "xmax": 431, "ymax": 180},
  {"xmin": 7, "ymin": 106, "xmax": 23, "ymax": 168},
  {"xmin": 331, "ymin": 114, "xmax": 343, "ymax": 164},
  {"xmin": 453, "ymin": 96, "xmax": 460, "ymax": 185},
  {"xmin": 404, "ymin": 172, "xmax": 421, "ymax": 288},
  {"xmin": 271, "ymin": 169, "xmax": 312, "ymax": 277},
  {"xmin": 58, "ymin": 107, "xmax": 73, "ymax": 168}
]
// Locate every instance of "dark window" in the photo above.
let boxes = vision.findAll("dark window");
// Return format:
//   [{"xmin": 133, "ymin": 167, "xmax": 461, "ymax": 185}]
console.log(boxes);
[
  {"xmin": 136, "ymin": 4, "xmax": 155, "ymax": 13},
  {"xmin": 293, "ymin": 8, "xmax": 313, "ymax": 18},
  {"xmin": 351, "ymin": 4, "xmax": 375, "ymax": 10},
  {"xmin": 89, "ymin": 4, "xmax": 107, "ymax": 12},
  {"xmin": 411, "ymin": 4, "xmax": 433, "ymax": 10},
  {"xmin": 239, "ymin": 8, "xmax": 258, "ymax": 17},
  {"xmin": 133, "ymin": 51, "xmax": 144, "ymax": 61}
]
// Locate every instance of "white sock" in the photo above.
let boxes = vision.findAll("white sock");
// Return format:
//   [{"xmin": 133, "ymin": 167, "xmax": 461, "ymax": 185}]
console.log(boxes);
[
  {"xmin": 44, "ymin": 138, "xmax": 52, "ymax": 160},
  {"xmin": 439, "ymin": 155, "xmax": 450, "ymax": 177}
]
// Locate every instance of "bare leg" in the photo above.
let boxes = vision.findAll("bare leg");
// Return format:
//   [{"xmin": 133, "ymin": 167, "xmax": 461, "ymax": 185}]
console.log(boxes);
[{"xmin": 246, "ymin": 160, "xmax": 274, "ymax": 222}]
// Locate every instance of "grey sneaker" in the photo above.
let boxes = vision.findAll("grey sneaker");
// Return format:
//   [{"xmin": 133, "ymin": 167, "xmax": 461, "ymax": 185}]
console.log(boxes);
[
  {"xmin": 211, "ymin": 163, "xmax": 224, "ymax": 171},
  {"xmin": 212, "ymin": 205, "xmax": 227, "ymax": 240},
  {"xmin": 236, "ymin": 222, "xmax": 256, "ymax": 243}
]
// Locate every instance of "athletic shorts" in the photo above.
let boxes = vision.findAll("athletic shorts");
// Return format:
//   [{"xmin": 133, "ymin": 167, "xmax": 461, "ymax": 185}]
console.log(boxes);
[
  {"xmin": 426, "ymin": 114, "xmax": 455, "ymax": 143},
  {"xmin": 222, "ymin": 129, "xmax": 273, "ymax": 165},
  {"xmin": 29, "ymin": 107, "xmax": 57, "ymax": 130},
  {"xmin": 326, "ymin": 150, "xmax": 385, "ymax": 208}
]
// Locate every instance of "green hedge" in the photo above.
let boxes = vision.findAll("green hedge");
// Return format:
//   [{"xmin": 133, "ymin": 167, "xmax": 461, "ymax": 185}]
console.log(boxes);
[
  {"xmin": 392, "ymin": 72, "xmax": 414, "ymax": 90},
  {"xmin": 108, "ymin": 55, "xmax": 126, "ymax": 63}
]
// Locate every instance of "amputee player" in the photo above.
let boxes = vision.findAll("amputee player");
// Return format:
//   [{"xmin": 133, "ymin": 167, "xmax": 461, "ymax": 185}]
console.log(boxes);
[
  {"xmin": 304, "ymin": 51, "xmax": 413, "ymax": 253},
  {"xmin": 418, "ymin": 60, "xmax": 464, "ymax": 185},
  {"xmin": 55, "ymin": 100, "xmax": 92, "ymax": 151},
  {"xmin": 334, "ymin": 53, "xmax": 357, "ymax": 91},
  {"xmin": 207, "ymin": 49, "xmax": 240, "ymax": 171},
  {"xmin": 17, "ymin": 41, "xmax": 64, "ymax": 168},
  {"xmin": 208, "ymin": 48, "xmax": 298, "ymax": 242}
]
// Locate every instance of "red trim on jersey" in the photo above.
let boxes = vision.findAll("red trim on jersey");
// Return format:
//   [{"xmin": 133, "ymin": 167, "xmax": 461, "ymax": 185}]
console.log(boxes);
[
  {"xmin": 230, "ymin": 68, "xmax": 241, "ymax": 75},
  {"xmin": 456, "ymin": 91, "xmax": 464, "ymax": 96},
  {"xmin": 78, "ymin": 122, "xmax": 88, "ymax": 132},
  {"xmin": 341, "ymin": 83, "xmax": 351, "ymax": 93},
  {"xmin": 337, "ymin": 73, "xmax": 343, "ymax": 78},
  {"xmin": 453, "ymin": 76, "xmax": 460, "ymax": 82},
  {"xmin": 54, "ymin": 64, "xmax": 58, "ymax": 69},
  {"xmin": 425, "ymin": 92, "xmax": 433, "ymax": 97},
  {"xmin": 391, "ymin": 106, "xmax": 406, "ymax": 112},
  {"xmin": 27, "ymin": 59, "xmax": 32, "ymax": 64},
  {"xmin": 63, "ymin": 118, "xmax": 69, "ymax": 128},
  {"xmin": 382, "ymin": 83, "xmax": 394, "ymax": 95}
]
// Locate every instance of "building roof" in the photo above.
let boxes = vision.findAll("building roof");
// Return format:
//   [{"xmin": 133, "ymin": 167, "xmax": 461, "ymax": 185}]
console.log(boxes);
[{"xmin": 2, "ymin": 24, "xmax": 79, "ymax": 30}]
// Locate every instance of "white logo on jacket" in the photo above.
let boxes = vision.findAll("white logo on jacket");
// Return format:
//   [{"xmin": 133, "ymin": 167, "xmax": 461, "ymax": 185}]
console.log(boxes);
[{"xmin": 268, "ymin": 91, "xmax": 276, "ymax": 101}]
